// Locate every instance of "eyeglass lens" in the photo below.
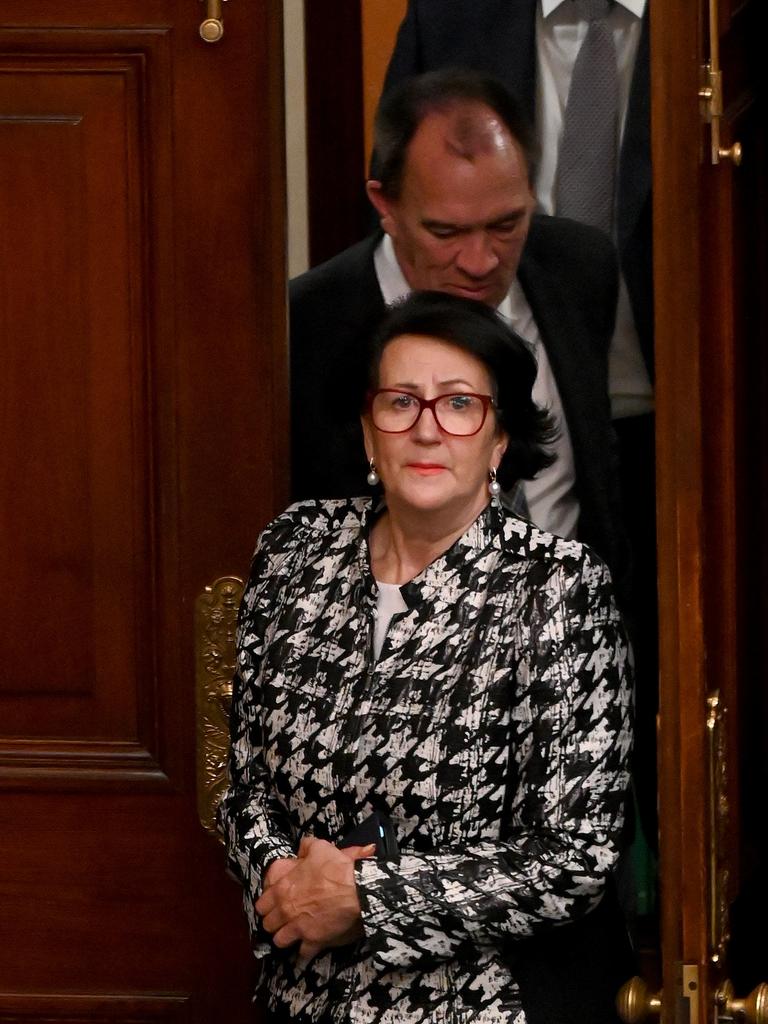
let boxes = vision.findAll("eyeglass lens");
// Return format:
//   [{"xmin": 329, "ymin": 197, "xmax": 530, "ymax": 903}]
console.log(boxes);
[{"xmin": 371, "ymin": 391, "xmax": 488, "ymax": 436}]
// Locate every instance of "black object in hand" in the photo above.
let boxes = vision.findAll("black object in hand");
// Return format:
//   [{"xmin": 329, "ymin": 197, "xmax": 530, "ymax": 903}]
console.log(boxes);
[{"xmin": 338, "ymin": 812, "xmax": 399, "ymax": 861}]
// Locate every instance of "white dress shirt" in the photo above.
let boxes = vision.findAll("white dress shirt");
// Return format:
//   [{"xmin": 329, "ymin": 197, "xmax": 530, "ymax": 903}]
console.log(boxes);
[
  {"xmin": 534, "ymin": 0, "xmax": 653, "ymax": 419},
  {"xmin": 373, "ymin": 234, "xmax": 580, "ymax": 539}
]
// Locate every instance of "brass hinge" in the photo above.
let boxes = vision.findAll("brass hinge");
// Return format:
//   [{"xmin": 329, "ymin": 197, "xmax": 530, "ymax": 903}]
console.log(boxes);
[{"xmin": 699, "ymin": 62, "xmax": 723, "ymax": 123}]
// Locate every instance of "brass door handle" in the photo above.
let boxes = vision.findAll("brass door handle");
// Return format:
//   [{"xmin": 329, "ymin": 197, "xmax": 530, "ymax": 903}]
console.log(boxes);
[
  {"xmin": 200, "ymin": 0, "xmax": 227, "ymax": 43},
  {"xmin": 717, "ymin": 143, "xmax": 742, "ymax": 166},
  {"xmin": 716, "ymin": 981, "xmax": 768, "ymax": 1024},
  {"xmin": 195, "ymin": 575, "xmax": 244, "ymax": 840},
  {"xmin": 617, "ymin": 977, "xmax": 662, "ymax": 1023}
]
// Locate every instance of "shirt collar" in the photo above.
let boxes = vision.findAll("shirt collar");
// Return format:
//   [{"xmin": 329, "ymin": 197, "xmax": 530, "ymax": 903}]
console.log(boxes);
[
  {"xmin": 375, "ymin": 233, "xmax": 413, "ymax": 306},
  {"xmin": 374, "ymin": 234, "xmax": 515, "ymax": 317},
  {"xmin": 541, "ymin": 0, "xmax": 646, "ymax": 17}
]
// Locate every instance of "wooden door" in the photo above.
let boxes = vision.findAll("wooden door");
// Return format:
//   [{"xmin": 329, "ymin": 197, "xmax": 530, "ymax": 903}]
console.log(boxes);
[
  {"xmin": 0, "ymin": 2, "xmax": 287, "ymax": 1021},
  {"xmin": 636, "ymin": 0, "xmax": 767, "ymax": 1020}
]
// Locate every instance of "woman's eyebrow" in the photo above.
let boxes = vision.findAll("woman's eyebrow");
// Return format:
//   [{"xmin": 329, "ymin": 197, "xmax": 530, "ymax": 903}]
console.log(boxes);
[{"xmin": 388, "ymin": 378, "xmax": 476, "ymax": 390}]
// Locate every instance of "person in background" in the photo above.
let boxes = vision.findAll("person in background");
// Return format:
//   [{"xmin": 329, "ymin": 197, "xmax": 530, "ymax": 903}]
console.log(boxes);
[
  {"xmin": 220, "ymin": 292, "xmax": 634, "ymax": 1024},
  {"xmin": 380, "ymin": 0, "xmax": 658, "ymax": 867},
  {"xmin": 290, "ymin": 70, "xmax": 629, "ymax": 612},
  {"xmin": 381, "ymin": 0, "xmax": 652, "ymax": 407}
]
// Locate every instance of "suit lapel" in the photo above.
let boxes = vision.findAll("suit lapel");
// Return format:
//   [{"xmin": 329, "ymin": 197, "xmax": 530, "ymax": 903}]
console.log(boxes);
[{"xmin": 517, "ymin": 247, "xmax": 610, "ymax": 472}]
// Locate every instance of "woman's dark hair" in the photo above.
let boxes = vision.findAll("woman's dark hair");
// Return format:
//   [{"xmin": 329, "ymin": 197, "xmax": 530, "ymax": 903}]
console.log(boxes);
[
  {"xmin": 364, "ymin": 291, "xmax": 557, "ymax": 488},
  {"xmin": 373, "ymin": 69, "xmax": 537, "ymax": 200}
]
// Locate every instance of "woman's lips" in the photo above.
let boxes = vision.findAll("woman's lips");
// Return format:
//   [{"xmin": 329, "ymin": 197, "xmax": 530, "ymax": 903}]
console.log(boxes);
[{"xmin": 406, "ymin": 463, "xmax": 446, "ymax": 475}]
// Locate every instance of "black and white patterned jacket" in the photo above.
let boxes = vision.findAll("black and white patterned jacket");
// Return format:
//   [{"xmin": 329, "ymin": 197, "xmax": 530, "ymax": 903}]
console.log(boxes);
[{"xmin": 219, "ymin": 498, "xmax": 633, "ymax": 1023}]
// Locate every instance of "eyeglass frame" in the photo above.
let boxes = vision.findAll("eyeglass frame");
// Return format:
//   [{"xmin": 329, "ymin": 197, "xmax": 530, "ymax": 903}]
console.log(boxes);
[{"xmin": 366, "ymin": 388, "xmax": 499, "ymax": 437}]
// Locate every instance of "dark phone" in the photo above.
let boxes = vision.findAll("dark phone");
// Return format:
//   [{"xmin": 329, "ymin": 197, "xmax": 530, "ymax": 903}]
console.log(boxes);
[{"xmin": 338, "ymin": 811, "xmax": 400, "ymax": 862}]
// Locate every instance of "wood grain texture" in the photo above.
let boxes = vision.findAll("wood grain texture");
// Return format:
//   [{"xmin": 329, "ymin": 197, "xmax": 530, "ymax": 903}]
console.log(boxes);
[
  {"xmin": 0, "ymin": 2, "xmax": 287, "ymax": 1019},
  {"xmin": 0, "ymin": 992, "xmax": 190, "ymax": 1022},
  {"xmin": 652, "ymin": 0, "xmax": 765, "ymax": 1015},
  {"xmin": 0, "ymin": 53, "xmax": 155, "ymax": 758},
  {"xmin": 304, "ymin": 0, "xmax": 369, "ymax": 265}
]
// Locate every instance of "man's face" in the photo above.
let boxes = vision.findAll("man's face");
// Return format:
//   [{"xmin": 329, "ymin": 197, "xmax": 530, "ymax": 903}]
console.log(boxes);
[{"xmin": 368, "ymin": 106, "xmax": 535, "ymax": 309}]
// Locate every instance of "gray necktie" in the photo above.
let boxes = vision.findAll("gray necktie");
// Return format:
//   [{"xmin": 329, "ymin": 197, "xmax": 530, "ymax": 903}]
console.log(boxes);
[{"xmin": 555, "ymin": 0, "xmax": 619, "ymax": 235}]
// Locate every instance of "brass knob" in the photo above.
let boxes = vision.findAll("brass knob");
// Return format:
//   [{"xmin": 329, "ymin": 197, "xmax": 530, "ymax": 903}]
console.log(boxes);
[
  {"xmin": 617, "ymin": 977, "xmax": 662, "ymax": 1023},
  {"xmin": 718, "ymin": 141, "xmax": 742, "ymax": 165},
  {"xmin": 717, "ymin": 981, "xmax": 768, "ymax": 1023},
  {"xmin": 199, "ymin": 0, "xmax": 225, "ymax": 42},
  {"xmin": 200, "ymin": 17, "xmax": 224, "ymax": 42}
]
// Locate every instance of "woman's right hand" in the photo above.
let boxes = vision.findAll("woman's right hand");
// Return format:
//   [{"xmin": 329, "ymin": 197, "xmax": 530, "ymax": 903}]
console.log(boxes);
[
  {"xmin": 257, "ymin": 837, "xmax": 375, "ymax": 959},
  {"xmin": 263, "ymin": 856, "xmax": 298, "ymax": 890}
]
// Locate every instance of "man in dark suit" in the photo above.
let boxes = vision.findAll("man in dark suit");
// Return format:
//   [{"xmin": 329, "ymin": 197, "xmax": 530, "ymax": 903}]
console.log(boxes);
[
  {"xmin": 379, "ymin": 4, "xmax": 657, "ymax": 857},
  {"xmin": 380, "ymin": 0, "xmax": 652, "ymax": 378},
  {"xmin": 291, "ymin": 70, "xmax": 629, "ymax": 603}
]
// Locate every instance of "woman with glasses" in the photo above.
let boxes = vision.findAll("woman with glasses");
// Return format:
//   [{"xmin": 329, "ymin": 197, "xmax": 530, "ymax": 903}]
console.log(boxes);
[{"xmin": 219, "ymin": 291, "xmax": 633, "ymax": 1024}]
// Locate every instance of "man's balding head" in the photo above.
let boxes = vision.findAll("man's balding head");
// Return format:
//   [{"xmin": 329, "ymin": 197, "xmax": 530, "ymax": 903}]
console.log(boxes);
[
  {"xmin": 373, "ymin": 70, "xmax": 536, "ymax": 200},
  {"xmin": 367, "ymin": 74, "xmax": 536, "ymax": 309}
]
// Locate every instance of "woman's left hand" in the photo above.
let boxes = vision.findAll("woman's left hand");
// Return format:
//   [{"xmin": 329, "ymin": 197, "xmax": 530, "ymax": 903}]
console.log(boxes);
[{"xmin": 255, "ymin": 836, "xmax": 372, "ymax": 958}]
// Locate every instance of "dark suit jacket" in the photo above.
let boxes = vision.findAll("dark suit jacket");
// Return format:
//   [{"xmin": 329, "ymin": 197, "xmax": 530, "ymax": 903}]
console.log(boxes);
[
  {"xmin": 512, "ymin": 879, "xmax": 635, "ymax": 1024},
  {"xmin": 289, "ymin": 216, "xmax": 630, "ymax": 604},
  {"xmin": 380, "ymin": 0, "xmax": 653, "ymax": 375}
]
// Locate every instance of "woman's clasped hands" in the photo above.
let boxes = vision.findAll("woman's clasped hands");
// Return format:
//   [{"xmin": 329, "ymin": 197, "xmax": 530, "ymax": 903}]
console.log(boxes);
[{"xmin": 255, "ymin": 836, "xmax": 376, "ymax": 960}]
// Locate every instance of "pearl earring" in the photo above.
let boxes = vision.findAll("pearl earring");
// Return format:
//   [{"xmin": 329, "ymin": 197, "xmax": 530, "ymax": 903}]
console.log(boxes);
[
  {"xmin": 367, "ymin": 459, "xmax": 380, "ymax": 487},
  {"xmin": 488, "ymin": 467, "xmax": 501, "ymax": 504}
]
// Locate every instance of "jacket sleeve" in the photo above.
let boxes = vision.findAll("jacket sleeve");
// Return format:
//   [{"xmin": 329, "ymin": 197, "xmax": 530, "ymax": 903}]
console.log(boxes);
[
  {"xmin": 355, "ymin": 552, "xmax": 633, "ymax": 972},
  {"xmin": 217, "ymin": 524, "xmax": 299, "ymax": 955}
]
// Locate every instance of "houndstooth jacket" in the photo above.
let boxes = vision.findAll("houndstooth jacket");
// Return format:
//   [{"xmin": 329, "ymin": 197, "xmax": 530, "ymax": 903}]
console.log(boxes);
[{"xmin": 218, "ymin": 498, "xmax": 633, "ymax": 1023}]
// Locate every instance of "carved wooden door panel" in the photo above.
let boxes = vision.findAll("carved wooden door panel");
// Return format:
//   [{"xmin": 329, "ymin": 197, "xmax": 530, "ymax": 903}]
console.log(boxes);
[
  {"xmin": 0, "ymin": 2, "xmax": 287, "ymax": 1021},
  {"xmin": 629, "ymin": 1, "xmax": 767, "ymax": 1021}
]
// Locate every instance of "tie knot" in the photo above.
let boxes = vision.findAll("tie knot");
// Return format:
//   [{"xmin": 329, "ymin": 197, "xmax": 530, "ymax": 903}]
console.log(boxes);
[{"xmin": 576, "ymin": 0, "xmax": 612, "ymax": 21}]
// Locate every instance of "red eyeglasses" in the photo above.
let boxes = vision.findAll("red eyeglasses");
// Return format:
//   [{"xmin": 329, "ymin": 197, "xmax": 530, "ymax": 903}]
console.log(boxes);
[{"xmin": 367, "ymin": 389, "xmax": 497, "ymax": 437}]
